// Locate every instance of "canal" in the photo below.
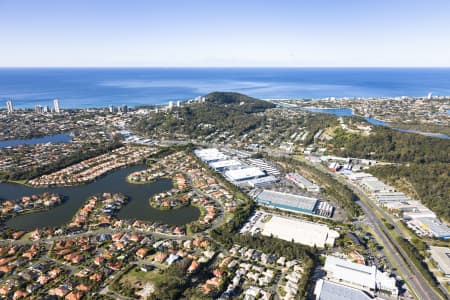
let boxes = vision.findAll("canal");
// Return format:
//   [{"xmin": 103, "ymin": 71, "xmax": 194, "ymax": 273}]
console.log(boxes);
[
  {"xmin": 0, "ymin": 133, "xmax": 73, "ymax": 148},
  {"xmin": 0, "ymin": 165, "xmax": 200, "ymax": 230}
]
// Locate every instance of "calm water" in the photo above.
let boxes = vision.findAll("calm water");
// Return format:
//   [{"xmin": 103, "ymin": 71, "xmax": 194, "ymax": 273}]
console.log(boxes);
[
  {"xmin": 304, "ymin": 107, "xmax": 354, "ymax": 117},
  {"xmin": 0, "ymin": 133, "xmax": 72, "ymax": 148},
  {"xmin": 1, "ymin": 68, "xmax": 450, "ymax": 108},
  {"xmin": 303, "ymin": 107, "xmax": 449, "ymax": 139},
  {"xmin": 304, "ymin": 107, "xmax": 387, "ymax": 126},
  {"xmin": 1, "ymin": 165, "xmax": 200, "ymax": 230}
]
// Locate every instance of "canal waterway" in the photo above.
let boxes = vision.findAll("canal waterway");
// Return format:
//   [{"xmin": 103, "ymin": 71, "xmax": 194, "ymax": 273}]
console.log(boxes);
[
  {"xmin": 0, "ymin": 165, "xmax": 200, "ymax": 230},
  {"xmin": 302, "ymin": 107, "xmax": 449, "ymax": 139},
  {"xmin": 0, "ymin": 133, "xmax": 72, "ymax": 148}
]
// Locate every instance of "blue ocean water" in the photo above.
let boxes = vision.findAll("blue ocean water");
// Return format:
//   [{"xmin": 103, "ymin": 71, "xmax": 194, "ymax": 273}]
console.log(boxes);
[{"xmin": 1, "ymin": 68, "xmax": 450, "ymax": 108}]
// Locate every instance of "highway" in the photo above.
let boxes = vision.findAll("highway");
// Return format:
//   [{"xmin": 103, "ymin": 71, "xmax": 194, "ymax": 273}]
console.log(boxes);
[
  {"xmin": 317, "ymin": 164, "xmax": 446, "ymax": 300},
  {"xmin": 258, "ymin": 150, "xmax": 443, "ymax": 299},
  {"xmin": 345, "ymin": 178, "xmax": 449, "ymax": 300}
]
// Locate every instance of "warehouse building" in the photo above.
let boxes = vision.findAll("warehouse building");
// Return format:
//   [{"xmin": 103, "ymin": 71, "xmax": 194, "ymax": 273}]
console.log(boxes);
[
  {"xmin": 246, "ymin": 158, "xmax": 281, "ymax": 176},
  {"xmin": 247, "ymin": 175, "xmax": 278, "ymax": 188},
  {"xmin": 255, "ymin": 190, "xmax": 318, "ymax": 215},
  {"xmin": 208, "ymin": 159, "xmax": 242, "ymax": 171},
  {"xmin": 429, "ymin": 246, "xmax": 450, "ymax": 277},
  {"xmin": 194, "ymin": 148, "xmax": 229, "ymax": 163},
  {"xmin": 259, "ymin": 215, "xmax": 339, "ymax": 248},
  {"xmin": 383, "ymin": 201, "xmax": 421, "ymax": 212},
  {"xmin": 314, "ymin": 279, "xmax": 372, "ymax": 300},
  {"xmin": 410, "ymin": 217, "xmax": 450, "ymax": 239},
  {"xmin": 224, "ymin": 167, "xmax": 266, "ymax": 182},
  {"xmin": 374, "ymin": 192, "xmax": 411, "ymax": 203},
  {"xmin": 360, "ymin": 177, "xmax": 395, "ymax": 193},
  {"xmin": 323, "ymin": 256, "xmax": 398, "ymax": 296},
  {"xmin": 286, "ymin": 172, "xmax": 321, "ymax": 193}
]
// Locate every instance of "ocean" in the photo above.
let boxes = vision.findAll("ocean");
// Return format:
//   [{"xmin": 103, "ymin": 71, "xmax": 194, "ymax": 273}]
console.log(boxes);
[{"xmin": 1, "ymin": 68, "xmax": 450, "ymax": 108}]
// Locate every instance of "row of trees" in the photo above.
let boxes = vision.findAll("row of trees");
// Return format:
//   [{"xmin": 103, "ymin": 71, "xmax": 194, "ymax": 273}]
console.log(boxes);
[{"xmin": 395, "ymin": 237, "xmax": 444, "ymax": 297}]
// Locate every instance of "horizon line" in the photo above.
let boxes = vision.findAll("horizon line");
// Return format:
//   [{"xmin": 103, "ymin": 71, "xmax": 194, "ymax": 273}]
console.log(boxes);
[{"xmin": 1, "ymin": 65, "xmax": 450, "ymax": 69}]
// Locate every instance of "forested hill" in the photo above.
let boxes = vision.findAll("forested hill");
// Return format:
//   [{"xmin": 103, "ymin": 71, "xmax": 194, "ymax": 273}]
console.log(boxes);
[
  {"xmin": 131, "ymin": 92, "xmax": 276, "ymax": 137},
  {"xmin": 204, "ymin": 92, "xmax": 275, "ymax": 112}
]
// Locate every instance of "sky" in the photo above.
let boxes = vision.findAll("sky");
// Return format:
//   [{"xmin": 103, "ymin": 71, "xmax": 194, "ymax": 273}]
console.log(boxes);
[{"xmin": 1, "ymin": 0, "xmax": 450, "ymax": 67}]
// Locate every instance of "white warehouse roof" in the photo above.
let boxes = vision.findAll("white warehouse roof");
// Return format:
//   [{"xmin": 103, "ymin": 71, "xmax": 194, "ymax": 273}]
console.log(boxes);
[
  {"xmin": 194, "ymin": 148, "xmax": 229, "ymax": 162},
  {"xmin": 224, "ymin": 167, "xmax": 265, "ymax": 181},
  {"xmin": 260, "ymin": 215, "xmax": 339, "ymax": 248},
  {"xmin": 324, "ymin": 256, "xmax": 397, "ymax": 295},
  {"xmin": 209, "ymin": 159, "xmax": 242, "ymax": 170},
  {"xmin": 429, "ymin": 246, "xmax": 450, "ymax": 276},
  {"xmin": 324, "ymin": 256, "xmax": 377, "ymax": 292}
]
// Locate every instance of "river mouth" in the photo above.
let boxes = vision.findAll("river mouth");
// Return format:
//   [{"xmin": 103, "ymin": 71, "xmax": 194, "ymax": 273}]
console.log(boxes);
[{"xmin": 1, "ymin": 165, "xmax": 200, "ymax": 231}]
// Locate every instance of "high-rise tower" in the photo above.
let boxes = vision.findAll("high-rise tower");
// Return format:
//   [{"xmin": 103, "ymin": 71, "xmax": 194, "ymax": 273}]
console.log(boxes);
[
  {"xmin": 6, "ymin": 100, "xmax": 13, "ymax": 114},
  {"xmin": 53, "ymin": 98, "xmax": 60, "ymax": 113}
]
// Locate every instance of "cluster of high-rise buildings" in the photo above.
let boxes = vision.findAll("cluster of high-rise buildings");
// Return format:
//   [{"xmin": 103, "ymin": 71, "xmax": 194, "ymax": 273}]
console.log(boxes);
[
  {"xmin": 167, "ymin": 100, "xmax": 181, "ymax": 110},
  {"xmin": 5, "ymin": 99, "xmax": 61, "ymax": 114},
  {"xmin": 108, "ymin": 104, "xmax": 128, "ymax": 114}
]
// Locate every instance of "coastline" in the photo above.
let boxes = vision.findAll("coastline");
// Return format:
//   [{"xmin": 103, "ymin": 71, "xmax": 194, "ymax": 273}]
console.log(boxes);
[{"xmin": 3, "ymin": 67, "xmax": 450, "ymax": 109}]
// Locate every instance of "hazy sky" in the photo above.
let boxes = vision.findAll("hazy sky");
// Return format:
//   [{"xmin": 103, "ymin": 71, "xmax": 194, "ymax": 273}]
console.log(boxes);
[{"xmin": 1, "ymin": 0, "xmax": 450, "ymax": 67}]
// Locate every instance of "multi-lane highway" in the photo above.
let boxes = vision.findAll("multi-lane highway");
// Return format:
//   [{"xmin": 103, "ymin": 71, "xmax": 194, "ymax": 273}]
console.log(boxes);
[{"xmin": 321, "ymin": 166, "xmax": 446, "ymax": 300}]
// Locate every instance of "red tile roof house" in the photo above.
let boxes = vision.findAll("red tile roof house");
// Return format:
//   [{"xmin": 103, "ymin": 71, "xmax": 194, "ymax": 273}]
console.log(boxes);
[
  {"xmin": 12, "ymin": 290, "xmax": 29, "ymax": 300},
  {"xmin": 75, "ymin": 284, "xmax": 91, "ymax": 292},
  {"xmin": 136, "ymin": 248, "xmax": 149, "ymax": 259},
  {"xmin": 89, "ymin": 273, "xmax": 102, "ymax": 282},
  {"xmin": 65, "ymin": 291, "xmax": 84, "ymax": 300},
  {"xmin": 49, "ymin": 286, "xmax": 70, "ymax": 298}
]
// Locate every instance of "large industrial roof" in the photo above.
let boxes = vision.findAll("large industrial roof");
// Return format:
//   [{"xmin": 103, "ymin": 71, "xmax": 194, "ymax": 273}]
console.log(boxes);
[
  {"xmin": 315, "ymin": 279, "xmax": 371, "ymax": 300},
  {"xmin": 429, "ymin": 246, "xmax": 450, "ymax": 275},
  {"xmin": 194, "ymin": 148, "xmax": 229, "ymax": 162},
  {"xmin": 257, "ymin": 189, "xmax": 317, "ymax": 212},
  {"xmin": 224, "ymin": 167, "xmax": 265, "ymax": 181},
  {"xmin": 418, "ymin": 218, "xmax": 450, "ymax": 238},
  {"xmin": 260, "ymin": 215, "xmax": 338, "ymax": 248},
  {"xmin": 247, "ymin": 175, "xmax": 278, "ymax": 186},
  {"xmin": 209, "ymin": 159, "xmax": 242, "ymax": 169},
  {"xmin": 324, "ymin": 256, "xmax": 377, "ymax": 291}
]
